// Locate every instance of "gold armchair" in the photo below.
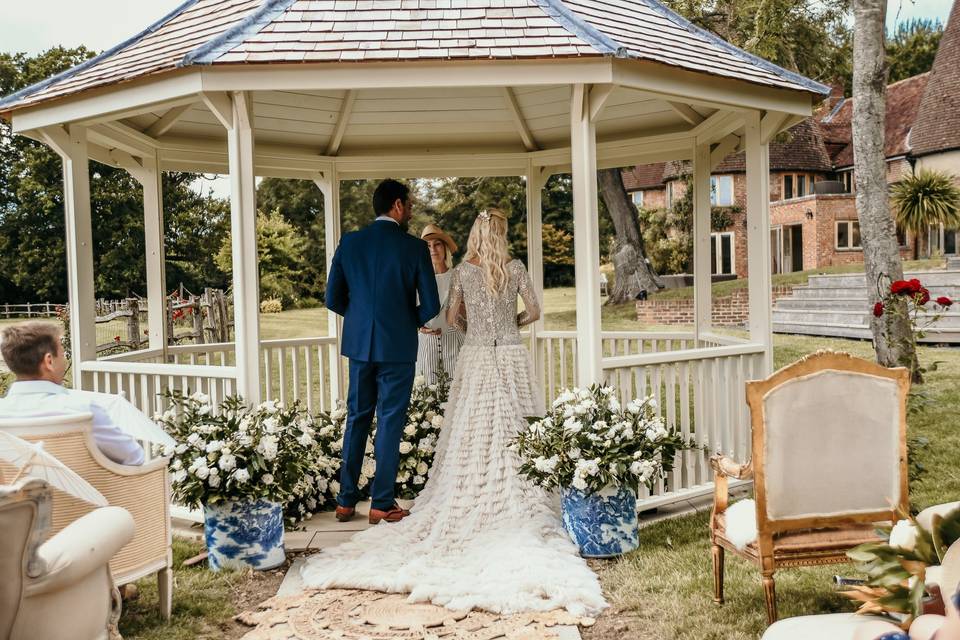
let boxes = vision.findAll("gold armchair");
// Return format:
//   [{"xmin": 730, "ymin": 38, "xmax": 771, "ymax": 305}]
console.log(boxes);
[
  {"xmin": 0, "ymin": 413, "xmax": 173, "ymax": 619},
  {"xmin": 710, "ymin": 351, "xmax": 910, "ymax": 623}
]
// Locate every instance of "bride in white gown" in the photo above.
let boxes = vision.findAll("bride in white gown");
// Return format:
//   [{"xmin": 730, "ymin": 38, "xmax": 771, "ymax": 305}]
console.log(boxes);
[{"xmin": 301, "ymin": 208, "xmax": 607, "ymax": 616}]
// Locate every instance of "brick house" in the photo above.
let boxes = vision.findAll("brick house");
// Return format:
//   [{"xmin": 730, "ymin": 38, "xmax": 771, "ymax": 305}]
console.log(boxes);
[{"xmin": 622, "ymin": 27, "xmax": 959, "ymax": 279}]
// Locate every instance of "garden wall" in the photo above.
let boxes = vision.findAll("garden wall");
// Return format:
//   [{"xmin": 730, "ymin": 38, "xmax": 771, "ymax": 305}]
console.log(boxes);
[{"xmin": 635, "ymin": 286, "xmax": 794, "ymax": 327}]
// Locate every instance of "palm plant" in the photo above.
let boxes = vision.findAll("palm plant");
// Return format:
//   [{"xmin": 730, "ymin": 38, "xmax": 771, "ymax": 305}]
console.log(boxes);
[{"xmin": 891, "ymin": 169, "xmax": 960, "ymax": 258}]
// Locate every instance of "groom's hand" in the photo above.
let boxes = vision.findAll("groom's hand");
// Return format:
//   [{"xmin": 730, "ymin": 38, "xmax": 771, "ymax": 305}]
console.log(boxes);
[{"xmin": 419, "ymin": 327, "xmax": 441, "ymax": 335}]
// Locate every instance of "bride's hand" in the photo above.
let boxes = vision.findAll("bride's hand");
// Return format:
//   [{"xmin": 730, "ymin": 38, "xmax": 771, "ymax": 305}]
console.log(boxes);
[{"xmin": 420, "ymin": 327, "xmax": 441, "ymax": 335}]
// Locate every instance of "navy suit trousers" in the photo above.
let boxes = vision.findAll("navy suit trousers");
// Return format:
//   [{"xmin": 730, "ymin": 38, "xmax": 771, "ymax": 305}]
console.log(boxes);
[{"xmin": 337, "ymin": 359, "xmax": 416, "ymax": 511}]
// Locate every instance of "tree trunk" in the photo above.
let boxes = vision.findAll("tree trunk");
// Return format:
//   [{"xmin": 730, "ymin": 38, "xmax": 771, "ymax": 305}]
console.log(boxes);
[
  {"xmin": 853, "ymin": 0, "xmax": 919, "ymax": 378},
  {"xmin": 597, "ymin": 168, "xmax": 662, "ymax": 304}
]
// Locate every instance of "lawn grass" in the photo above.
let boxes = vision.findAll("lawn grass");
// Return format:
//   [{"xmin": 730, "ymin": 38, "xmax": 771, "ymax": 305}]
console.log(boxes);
[{"xmin": 652, "ymin": 258, "xmax": 945, "ymax": 300}]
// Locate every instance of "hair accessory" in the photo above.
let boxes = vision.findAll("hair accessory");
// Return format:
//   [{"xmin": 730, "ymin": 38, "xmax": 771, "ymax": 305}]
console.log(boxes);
[
  {"xmin": 478, "ymin": 210, "xmax": 491, "ymax": 221},
  {"xmin": 478, "ymin": 209, "xmax": 507, "ymax": 222}
]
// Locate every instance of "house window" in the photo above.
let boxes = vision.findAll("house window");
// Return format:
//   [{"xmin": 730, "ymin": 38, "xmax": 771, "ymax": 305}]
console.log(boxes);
[
  {"xmin": 836, "ymin": 221, "xmax": 862, "ymax": 250},
  {"xmin": 710, "ymin": 232, "xmax": 735, "ymax": 275},
  {"xmin": 896, "ymin": 225, "xmax": 907, "ymax": 248},
  {"xmin": 711, "ymin": 175, "xmax": 734, "ymax": 206},
  {"xmin": 839, "ymin": 171, "xmax": 854, "ymax": 193},
  {"xmin": 783, "ymin": 173, "xmax": 814, "ymax": 199},
  {"xmin": 631, "ymin": 190, "xmax": 644, "ymax": 208},
  {"xmin": 666, "ymin": 182, "xmax": 675, "ymax": 208}
]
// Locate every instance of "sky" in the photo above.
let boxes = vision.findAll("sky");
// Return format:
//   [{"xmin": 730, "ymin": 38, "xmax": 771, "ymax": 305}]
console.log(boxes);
[{"xmin": 0, "ymin": 0, "xmax": 954, "ymax": 196}]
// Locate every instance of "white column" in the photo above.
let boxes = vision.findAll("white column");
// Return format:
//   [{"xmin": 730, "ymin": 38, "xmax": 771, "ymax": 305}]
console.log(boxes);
[
  {"xmin": 525, "ymin": 161, "xmax": 546, "ymax": 373},
  {"xmin": 141, "ymin": 149, "xmax": 168, "ymax": 353},
  {"xmin": 745, "ymin": 111, "xmax": 774, "ymax": 373},
  {"xmin": 227, "ymin": 91, "xmax": 262, "ymax": 403},
  {"xmin": 41, "ymin": 125, "xmax": 96, "ymax": 389},
  {"xmin": 692, "ymin": 142, "xmax": 713, "ymax": 345},
  {"xmin": 314, "ymin": 167, "xmax": 343, "ymax": 401},
  {"xmin": 569, "ymin": 84, "xmax": 603, "ymax": 385}
]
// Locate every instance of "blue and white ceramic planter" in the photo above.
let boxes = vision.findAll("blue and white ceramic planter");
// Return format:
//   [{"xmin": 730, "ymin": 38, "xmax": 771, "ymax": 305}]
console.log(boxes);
[
  {"xmin": 561, "ymin": 484, "xmax": 639, "ymax": 558},
  {"xmin": 203, "ymin": 499, "xmax": 285, "ymax": 571}
]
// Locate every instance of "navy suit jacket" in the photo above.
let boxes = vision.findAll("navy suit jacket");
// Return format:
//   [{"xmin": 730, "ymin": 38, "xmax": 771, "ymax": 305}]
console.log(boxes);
[{"xmin": 325, "ymin": 220, "xmax": 441, "ymax": 363}]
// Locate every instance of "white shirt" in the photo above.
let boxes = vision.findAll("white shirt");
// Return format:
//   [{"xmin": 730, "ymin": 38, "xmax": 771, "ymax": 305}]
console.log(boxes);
[
  {"xmin": 0, "ymin": 380, "xmax": 145, "ymax": 466},
  {"xmin": 375, "ymin": 215, "xmax": 399, "ymax": 225}
]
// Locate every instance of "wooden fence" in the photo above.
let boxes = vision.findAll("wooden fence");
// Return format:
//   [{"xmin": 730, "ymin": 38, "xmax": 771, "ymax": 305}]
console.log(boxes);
[{"xmin": 0, "ymin": 302, "xmax": 60, "ymax": 319}]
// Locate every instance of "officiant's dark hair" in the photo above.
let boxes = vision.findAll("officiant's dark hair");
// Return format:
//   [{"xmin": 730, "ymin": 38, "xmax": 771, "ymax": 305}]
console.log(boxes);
[
  {"xmin": 373, "ymin": 179, "xmax": 410, "ymax": 216},
  {"xmin": 1, "ymin": 322, "xmax": 62, "ymax": 376}
]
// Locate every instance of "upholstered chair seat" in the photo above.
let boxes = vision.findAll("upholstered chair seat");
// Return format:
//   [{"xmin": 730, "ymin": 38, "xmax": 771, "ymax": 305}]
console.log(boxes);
[{"xmin": 0, "ymin": 478, "xmax": 134, "ymax": 640}]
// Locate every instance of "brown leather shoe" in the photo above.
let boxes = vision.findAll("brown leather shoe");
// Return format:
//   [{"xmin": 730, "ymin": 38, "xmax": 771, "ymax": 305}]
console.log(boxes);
[
  {"xmin": 368, "ymin": 503, "xmax": 410, "ymax": 524},
  {"xmin": 335, "ymin": 505, "xmax": 356, "ymax": 522}
]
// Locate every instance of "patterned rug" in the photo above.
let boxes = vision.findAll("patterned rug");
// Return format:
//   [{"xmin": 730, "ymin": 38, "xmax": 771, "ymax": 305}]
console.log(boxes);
[{"xmin": 235, "ymin": 589, "xmax": 595, "ymax": 640}]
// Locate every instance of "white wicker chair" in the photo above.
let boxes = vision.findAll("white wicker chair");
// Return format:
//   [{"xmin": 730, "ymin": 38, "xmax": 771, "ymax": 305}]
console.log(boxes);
[{"xmin": 0, "ymin": 413, "xmax": 173, "ymax": 619}]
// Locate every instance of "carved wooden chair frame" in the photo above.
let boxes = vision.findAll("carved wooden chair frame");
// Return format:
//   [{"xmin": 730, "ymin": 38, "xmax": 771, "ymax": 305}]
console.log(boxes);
[{"xmin": 710, "ymin": 351, "xmax": 910, "ymax": 623}]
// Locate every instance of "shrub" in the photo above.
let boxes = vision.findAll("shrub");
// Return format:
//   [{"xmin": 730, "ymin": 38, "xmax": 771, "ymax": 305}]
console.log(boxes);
[{"xmin": 260, "ymin": 298, "xmax": 283, "ymax": 314}]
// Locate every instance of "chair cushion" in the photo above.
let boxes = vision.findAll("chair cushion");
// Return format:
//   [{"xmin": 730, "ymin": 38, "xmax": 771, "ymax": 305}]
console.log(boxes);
[
  {"xmin": 761, "ymin": 613, "xmax": 902, "ymax": 640},
  {"xmin": 724, "ymin": 498, "xmax": 758, "ymax": 550}
]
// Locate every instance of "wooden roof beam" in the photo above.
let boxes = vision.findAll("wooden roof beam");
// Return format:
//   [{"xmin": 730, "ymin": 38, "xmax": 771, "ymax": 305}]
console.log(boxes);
[
  {"xmin": 326, "ymin": 90, "xmax": 356, "ymax": 156},
  {"xmin": 710, "ymin": 134, "xmax": 742, "ymax": 170},
  {"xmin": 668, "ymin": 101, "xmax": 705, "ymax": 125},
  {"xmin": 589, "ymin": 84, "xmax": 617, "ymax": 121},
  {"xmin": 201, "ymin": 91, "xmax": 233, "ymax": 130},
  {"xmin": 501, "ymin": 87, "xmax": 539, "ymax": 152},
  {"xmin": 145, "ymin": 103, "xmax": 193, "ymax": 137},
  {"xmin": 88, "ymin": 123, "xmax": 156, "ymax": 157}
]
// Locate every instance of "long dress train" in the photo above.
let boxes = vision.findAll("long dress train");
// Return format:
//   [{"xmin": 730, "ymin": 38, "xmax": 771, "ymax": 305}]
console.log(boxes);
[{"xmin": 300, "ymin": 259, "xmax": 607, "ymax": 616}]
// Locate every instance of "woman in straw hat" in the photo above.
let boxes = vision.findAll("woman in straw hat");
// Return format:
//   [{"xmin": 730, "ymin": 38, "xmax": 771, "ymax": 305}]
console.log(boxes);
[{"xmin": 415, "ymin": 223, "xmax": 464, "ymax": 384}]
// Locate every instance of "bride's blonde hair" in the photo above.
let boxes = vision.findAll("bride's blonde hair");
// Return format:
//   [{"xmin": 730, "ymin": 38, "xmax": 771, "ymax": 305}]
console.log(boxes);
[{"xmin": 463, "ymin": 208, "xmax": 510, "ymax": 295}]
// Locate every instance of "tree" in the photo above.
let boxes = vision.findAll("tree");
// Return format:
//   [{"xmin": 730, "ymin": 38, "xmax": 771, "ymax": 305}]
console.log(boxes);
[
  {"xmin": 662, "ymin": 0, "xmax": 852, "ymax": 89},
  {"xmin": 216, "ymin": 210, "xmax": 307, "ymax": 306},
  {"xmin": 597, "ymin": 168, "xmax": 662, "ymax": 302},
  {"xmin": 853, "ymin": 0, "xmax": 919, "ymax": 378},
  {"xmin": 887, "ymin": 18, "xmax": 944, "ymax": 83},
  {"xmin": 892, "ymin": 169, "xmax": 960, "ymax": 257},
  {"xmin": 0, "ymin": 47, "xmax": 231, "ymax": 302}
]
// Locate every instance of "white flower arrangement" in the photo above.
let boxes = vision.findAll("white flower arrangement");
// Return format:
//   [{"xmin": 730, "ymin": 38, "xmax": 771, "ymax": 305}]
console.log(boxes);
[
  {"xmin": 295, "ymin": 371, "xmax": 451, "ymax": 510},
  {"xmin": 156, "ymin": 392, "xmax": 338, "ymax": 525},
  {"xmin": 512, "ymin": 384, "xmax": 690, "ymax": 495}
]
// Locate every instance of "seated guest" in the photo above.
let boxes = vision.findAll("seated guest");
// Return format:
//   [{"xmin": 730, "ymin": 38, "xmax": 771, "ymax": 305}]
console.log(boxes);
[{"xmin": 0, "ymin": 322, "xmax": 144, "ymax": 466}]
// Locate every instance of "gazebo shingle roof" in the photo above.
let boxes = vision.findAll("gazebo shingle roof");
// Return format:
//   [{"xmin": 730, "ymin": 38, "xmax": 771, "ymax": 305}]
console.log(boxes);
[
  {"xmin": 0, "ymin": 0, "xmax": 828, "ymax": 114},
  {"xmin": 911, "ymin": 0, "xmax": 960, "ymax": 156}
]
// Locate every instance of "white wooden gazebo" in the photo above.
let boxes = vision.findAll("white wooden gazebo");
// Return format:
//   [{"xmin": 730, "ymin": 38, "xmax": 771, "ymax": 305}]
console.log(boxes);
[{"xmin": 0, "ymin": 0, "xmax": 828, "ymax": 509}]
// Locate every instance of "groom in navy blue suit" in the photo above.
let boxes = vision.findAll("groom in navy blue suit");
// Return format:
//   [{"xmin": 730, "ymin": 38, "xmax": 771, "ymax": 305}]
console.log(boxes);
[{"xmin": 325, "ymin": 179, "xmax": 440, "ymax": 525}]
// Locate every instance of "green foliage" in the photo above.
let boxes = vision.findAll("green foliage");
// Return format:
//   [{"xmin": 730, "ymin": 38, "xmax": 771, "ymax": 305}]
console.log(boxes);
[
  {"xmin": 0, "ymin": 372, "xmax": 12, "ymax": 396},
  {"xmin": 662, "ymin": 0, "xmax": 852, "ymax": 88},
  {"xmin": 635, "ymin": 175, "xmax": 740, "ymax": 275},
  {"xmin": 892, "ymin": 169, "xmax": 960, "ymax": 234},
  {"xmin": 0, "ymin": 47, "xmax": 230, "ymax": 302},
  {"xmin": 888, "ymin": 18, "xmax": 944, "ymax": 83},
  {"xmin": 259, "ymin": 298, "xmax": 283, "ymax": 314},
  {"xmin": 216, "ymin": 210, "xmax": 307, "ymax": 306}
]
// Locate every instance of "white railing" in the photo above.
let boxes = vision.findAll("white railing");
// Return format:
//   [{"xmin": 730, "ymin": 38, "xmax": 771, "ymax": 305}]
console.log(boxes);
[
  {"xmin": 602, "ymin": 342, "xmax": 766, "ymax": 509},
  {"xmin": 260, "ymin": 337, "xmax": 342, "ymax": 413},
  {"xmin": 79, "ymin": 360, "xmax": 239, "ymax": 421},
  {"xmin": 534, "ymin": 330, "xmax": 736, "ymax": 403},
  {"xmin": 86, "ymin": 331, "xmax": 766, "ymax": 512}
]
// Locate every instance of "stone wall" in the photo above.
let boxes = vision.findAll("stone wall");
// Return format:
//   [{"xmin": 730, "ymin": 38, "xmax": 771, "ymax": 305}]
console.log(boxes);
[{"xmin": 635, "ymin": 286, "xmax": 795, "ymax": 327}]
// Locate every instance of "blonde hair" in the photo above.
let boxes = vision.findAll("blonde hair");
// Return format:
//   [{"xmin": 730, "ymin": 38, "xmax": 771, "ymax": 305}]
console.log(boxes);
[{"xmin": 463, "ymin": 208, "xmax": 510, "ymax": 295}]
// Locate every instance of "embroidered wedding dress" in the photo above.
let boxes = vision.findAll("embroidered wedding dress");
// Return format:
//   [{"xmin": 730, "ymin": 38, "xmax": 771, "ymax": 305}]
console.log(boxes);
[{"xmin": 300, "ymin": 259, "xmax": 607, "ymax": 615}]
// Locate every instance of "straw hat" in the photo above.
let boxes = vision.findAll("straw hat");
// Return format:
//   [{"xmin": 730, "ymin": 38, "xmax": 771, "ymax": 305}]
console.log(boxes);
[{"xmin": 420, "ymin": 223, "xmax": 458, "ymax": 254}]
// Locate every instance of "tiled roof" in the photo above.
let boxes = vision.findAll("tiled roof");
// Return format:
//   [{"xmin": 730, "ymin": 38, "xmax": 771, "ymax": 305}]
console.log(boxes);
[
  {"xmin": 911, "ymin": 0, "xmax": 960, "ymax": 156},
  {"xmin": 660, "ymin": 119, "xmax": 834, "ymax": 180},
  {"xmin": 822, "ymin": 73, "xmax": 929, "ymax": 168},
  {"xmin": 622, "ymin": 162, "xmax": 665, "ymax": 190},
  {"xmin": 0, "ymin": 0, "xmax": 828, "ymax": 113}
]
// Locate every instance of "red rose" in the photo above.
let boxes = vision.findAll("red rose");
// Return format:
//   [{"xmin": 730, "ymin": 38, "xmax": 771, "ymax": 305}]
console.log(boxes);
[
  {"xmin": 918, "ymin": 287, "xmax": 931, "ymax": 305},
  {"xmin": 891, "ymin": 279, "xmax": 923, "ymax": 296},
  {"xmin": 114, "ymin": 335, "xmax": 120, "ymax": 342},
  {"xmin": 873, "ymin": 302, "xmax": 884, "ymax": 317},
  {"xmin": 937, "ymin": 296, "xmax": 953, "ymax": 307}
]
